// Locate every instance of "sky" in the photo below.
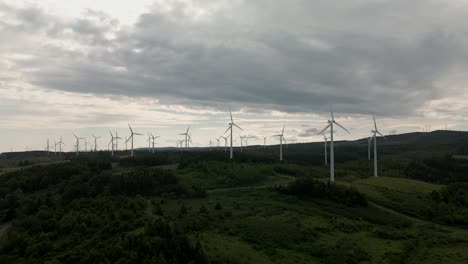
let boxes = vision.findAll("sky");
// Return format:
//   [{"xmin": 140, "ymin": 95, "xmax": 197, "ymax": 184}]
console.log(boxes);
[{"xmin": 1, "ymin": 0, "xmax": 468, "ymax": 152}]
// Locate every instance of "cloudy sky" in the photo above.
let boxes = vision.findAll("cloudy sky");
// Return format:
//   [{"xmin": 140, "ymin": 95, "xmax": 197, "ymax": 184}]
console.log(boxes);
[{"xmin": 1, "ymin": 0, "xmax": 468, "ymax": 152}]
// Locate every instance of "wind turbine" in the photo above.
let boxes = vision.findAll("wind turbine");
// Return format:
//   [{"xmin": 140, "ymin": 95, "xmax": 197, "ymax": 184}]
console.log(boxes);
[
  {"xmin": 371, "ymin": 115, "xmax": 385, "ymax": 177},
  {"xmin": 45, "ymin": 138, "xmax": 50, "ymax": 156},
  {"xmin": 128, "ymin": 124, "xmax": 143, "ymax": 157},
  {"xmin": 177, "ymin": 139, "xmax": 184, "ymax": 151},
  {"xmin": 58, "ymin": 137, "xmax": 65, "ymax": 158},
  {"xmin": 73, "ymin": 133, "xmax": 85, "ymax": 157},
  {"xmin": 322, "ymin": 133, "xmax": 329, "ymax": 166},
  {"xmin": 124, "ymin": 136, "xmax": 128, "ymax": 151},
  {"xmin": 92, "ymin": 135, "xmax": 101, "ymax": 152},
  {"xmin": 273, "ymin": 125, "xmax": 287, "ymax": 161},
  {"xmin": 146, "ymin": 134, "xmax": 152, "ymax": 152},
  {"xmin": 239, "ymin": 135, "xmax": 244, "ymax": 152},
  {"xmin": 221, "ymin": 136, "xmax": 229, "ymax": 152},
  {"xmin": 179, "ymin": 126, "xmax": 191, "ymax": 150},
  {"xmin": 53, "ymin": 140, "xmax": 58, "ymax": 157},
  {"xmin": 150, "ymin": 133, "xmax": 159, "ymax": 153},
  {"xmin": 109, "ymin": 130, "xmax": 116, "ymax": 156},
  {"xmin": 225, "ymin": 110, "xmax": 243, "ymax": 160},
  {"xmin": 115, "ymin": 131, "xmax": 121, "ymax": 151},
  {"xmin": 216, "ymin": 138, "xmax": 221, "ymax": 150},
  {"xmin": 209, "ymin": 139, "xmax": 213, "ymax": 151},
  {"xmin": 318, "ymin": 107, "xmax": 350, "ymax": 182},
  {"xmin": 263, "ymin": 136, "xmax": 267, "ymax": 149}
]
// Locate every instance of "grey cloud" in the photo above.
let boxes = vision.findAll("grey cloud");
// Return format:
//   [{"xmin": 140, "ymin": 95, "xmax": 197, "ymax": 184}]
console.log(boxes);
[
  {"xmin": 2, "ymin": 1, "xmax": 468, "ymax": 116},
  {"xmin": 298, "ymin": 128, "xmax": 318, "ymax": 137}
]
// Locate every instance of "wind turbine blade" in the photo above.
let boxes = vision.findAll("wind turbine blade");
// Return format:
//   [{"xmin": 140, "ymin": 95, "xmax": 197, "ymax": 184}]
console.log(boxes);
[
  {"xmin": 128, "ymin": 124, "xmax": 133, "ymax": 133},
  {"xmin": 282, "ymin": 125, "xmax": 285, "ymax": 135},
  {"xmin": 186, "ymin": 126, "xmax": 190, "ymax": 133},
  {"xmin": 224, "ymin": 126, "xmax": 231, "ymax": 134},
  {"xmin": 373, "ymin": 114, "xmax": 377, "ymax": 130},
  {"xmin": 318, "ymin": 123, "xmax": 332, "ymax": 135},
  {"xmin": 233, "ymin": 123, "xmax": 243, "ymax": 130},
  {"xmin": 377, "ymin": 131, "xmax": 386, "ymax": 138},
  {"xmin": 334, "ymin": 121, "xmax": 350, "ymax": 133},
  {"xmin": 134, "ymin": 133, "xmax": 143, "ymax": 136},
  {"xmin": 330, "ymin": 105, "xmax": 334, "ymax": 121},
  {"xmin": 109, "ymin": 129, "xmax": 113, "ymax": 137},
  {"xmin": 230, "ymin": 110, "xmax": 233, "ymax": 123}
]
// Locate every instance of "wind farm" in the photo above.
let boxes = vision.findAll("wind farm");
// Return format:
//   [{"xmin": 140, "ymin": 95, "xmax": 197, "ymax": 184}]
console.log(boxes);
[{"xmin": 1, "ymin": 1, "xmax": 468, "ymax": 263}]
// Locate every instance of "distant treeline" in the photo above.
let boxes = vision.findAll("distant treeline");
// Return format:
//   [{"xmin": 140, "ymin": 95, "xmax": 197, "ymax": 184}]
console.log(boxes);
[
  {"xmin": 405, "ymin": 156, "xmax": 468, "ymax": 184},
  {"xmin": 276, "ymin": 178, "xmax": 368, "ymax": 207}
]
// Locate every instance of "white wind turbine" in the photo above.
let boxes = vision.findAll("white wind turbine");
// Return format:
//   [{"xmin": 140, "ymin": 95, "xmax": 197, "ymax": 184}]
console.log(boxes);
[
  {"xmin": 108, "ymin": 130, "xmax": 116, "ymax": 156},
  {"xmin": 53, "ymin": 139, "xmax": 57, "ymax": 157},
  {"xmin": 179, "ymin": 126, "xmax": 191, "ymax": 150},
  {"xmin": 115, "ymin": 131, "xmax": 121, "ymax": 151},
  {"xmin": 216, "ymin": 137, "xmax": 221, "ymax": 150},
  {"xmin": 263, "ymin": 136, "xmax": 267, "ymax": 149},
  {"xmin": 273, "ymin": 125, "xmax": 287, "ymax": 161},
  {"xmin": 225, "ymin": 110, "xmax": 243, "ymax": 159},
  {"xmin": 221, "ymin": 136, "xmax": 229, "ymax": 152},
  {"xmin": 318, "ymin": 107, "xmax": 350, "ymax": 182},
  {"xmin": 92, "ymin": 134, "xmax": 101, "ymax": 152},
  {"xmin": 128, "ymin": 124, "xmax": 143, "ymax": 157},
  {"xmin": 58, "ymin": 137, "xmax": 65, "ymax": 158},
  {"xmin": 45, "ymin": 138, "xmax": 50, "ymax": 156},
  {"xmin": 73, "ymin": 133, "xmax": 85, "ymax": 157},
  {"xmin": 209, "ymin": 139, "xmax": 213, "ymax": 151},
  {"xmin": 239, "ymin": 135, "xmax": 245, "ymax": 152},
  {"xmin": 370, "ymin": 114, "xmax": 385, "ymax": 177},
  {"xmin": 177, "ymin": 139, "xmax": 184, "ymax": 151},
  {"xmin": 150, "ymin": 133, "xmax": 159, "ymax": 153},
  {"xmin": 146, "ymin": 134, "xmax": 152, "ymax": 152},
  {"xmin": 322, "ymin": 133, "xmax": 329, "ymax": 166}
]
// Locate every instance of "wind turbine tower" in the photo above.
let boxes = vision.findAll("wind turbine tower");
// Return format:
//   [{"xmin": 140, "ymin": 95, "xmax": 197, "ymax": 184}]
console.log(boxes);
[
  {"xmin": 322, "ymin": 133, "xmax": 329, "ymax": 166},
  {"xmin": 371, "ymin": 115, "xmax": 385, "ymax": 177}
]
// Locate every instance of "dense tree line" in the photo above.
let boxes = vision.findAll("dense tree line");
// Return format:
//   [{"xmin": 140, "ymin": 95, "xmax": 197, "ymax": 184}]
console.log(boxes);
[
  {"xmin": 0, "ymin": 160, "xmax": 209, "ymax": 263},
  {"xmin": 405, "ymin": 156, "xmax": 468, "ymax": 184},
  {"xmin": 276, "ymin": 178, "xmax": 368, "ymax": 207},
  {"xmin": 424, "ymin": 183, "xmax": 468, "ymax": 226}
]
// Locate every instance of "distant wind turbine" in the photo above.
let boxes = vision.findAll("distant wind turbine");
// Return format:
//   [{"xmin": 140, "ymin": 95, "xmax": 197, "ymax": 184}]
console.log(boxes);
[
  {"xmin": 92, "ymin": 134, "xmax": 101, "ymax": 152},
  {"xmin": 225, "ymin": 110, "xmax": 243, "ymax": 160},
  {"xmin": 179, "ymin": 126, "xmax": 191, "ymax": 150},
  {"xmin": 128, "ymin": 124, "xmax": 143, "ymax": 157},
  {"xmin": 221, "ymin": 136, "xmax": 229, "ymax": 152},
  {"xmin": 45, "ymin": 138, "xmax": 50, "ymax": 156},
  {"xmin": 322, "ymin": 133, "xmax": 329, "ymax": 166},
  {"xmin": 273, "ymin": 125, "xmax": 287, "ymax": 161},
  {"xmin": 318, "ymin": 107, "xmax": 350, "ymax": 182},
  {"xmin": 150, "ymin": 133, "xmax": 159, "ymax": 153},
  {"xmin": 216, "ymin": 138, "xmax": 221, "ymax": 150},
  {"xmin": 73, "ymin": 133, "xmax": 85, "ymax": 157},
  {"xmin": 109, "ymin": 130, "xmax": 116, "ymax": 156}
]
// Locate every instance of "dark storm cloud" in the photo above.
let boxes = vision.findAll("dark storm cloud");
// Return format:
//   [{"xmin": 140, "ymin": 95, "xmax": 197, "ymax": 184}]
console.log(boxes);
[{"xmin": 2, "ymin": 0, "xmax": 468, "ymax": 116}]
